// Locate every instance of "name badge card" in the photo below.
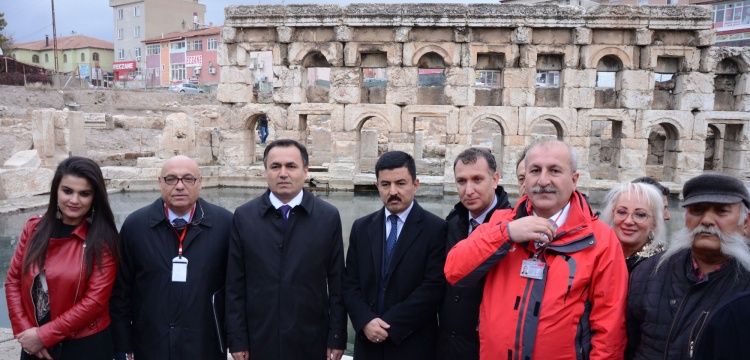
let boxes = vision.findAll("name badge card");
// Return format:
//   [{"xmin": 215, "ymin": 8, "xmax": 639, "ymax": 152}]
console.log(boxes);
[
  {"xmin": 172, "ymin": 256, "xmax": 188, "ymax": 282},
  {"xmin": 520, "ymin": 259, "xmax": 545, "ymax": 280}
]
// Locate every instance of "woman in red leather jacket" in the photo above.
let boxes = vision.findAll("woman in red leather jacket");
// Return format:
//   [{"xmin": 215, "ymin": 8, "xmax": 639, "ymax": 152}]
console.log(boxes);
[{"xmin": 5, "ymin": 156, "xmax": 119, "ymax": 360}]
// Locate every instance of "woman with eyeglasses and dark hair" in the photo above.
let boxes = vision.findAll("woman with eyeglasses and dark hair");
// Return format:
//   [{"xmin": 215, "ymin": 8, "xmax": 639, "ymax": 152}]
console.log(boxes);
[
  {"xmin": 600, "ymin": 182, "xmax": 666, "ymax": 272},
  {"xmin": 5, "ymin": 156, "xmax": 119, "ymax": 360}
]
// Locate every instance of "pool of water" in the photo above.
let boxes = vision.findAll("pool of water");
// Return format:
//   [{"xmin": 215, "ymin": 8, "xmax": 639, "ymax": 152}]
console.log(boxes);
[{"xmin": 0, "ymin": 188, "xmax": 684, "ymax": 332}]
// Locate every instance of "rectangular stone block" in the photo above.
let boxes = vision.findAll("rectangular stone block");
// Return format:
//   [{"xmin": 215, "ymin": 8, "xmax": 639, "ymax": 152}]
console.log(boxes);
[
  {"xmin": 330, "ymin": 86, "xmax": 360, "ymax": 104},
  {"xmin": 388, "ymin": 67, "xmax": 418, "ymax": 87},
  {"xmin": 445, "ymin": 86, "xmax": 472, "ymax": 107},
  {"xmin": 221, "ymin": 66, "xmax": 253, "ymax": 84},
  {"xmin": 735, "ymin": 73, "xmax": 750, "ymax": 95},
  {"xmin": 445, "ymin": 67, "xmax": 473, "ymax": 87},
  {"xmin": 675, "ymin": 92, "xmax": 714, "ymax": 111},
  {"xmin": 385, "ymin": 86, "xmax": 417, "ymax": 106},
  {"xmin": 563, "ymin": 88, "xmax": 595, "ymax": 109},
  {"xmin": 620, "ymin": 90, "xmax": 653, "ymax": 109},
  {"xmin": 0, "ymin": 168, "xmax": 54, "ymax": 199},
  {"xmin": 620, "ymin": 70, "xmax": 654, "ymax": 91},
  {"xmin": 504, "ymin": 88, "xmax": 534, "ymax": 107},
  {"xmin": 503, "ymin": 68, "xmax": 535, "ymax": 88},
  {"xmin": 562, "ymin": 69, "xmax": 596, "ymax": 88},
  {"xmin": 217, "ymin": 83, "xmax": 253, "ymax": 104},
  {"xmin": 674, "ymin": 72, "xmax": 714, "ymax": 94}
]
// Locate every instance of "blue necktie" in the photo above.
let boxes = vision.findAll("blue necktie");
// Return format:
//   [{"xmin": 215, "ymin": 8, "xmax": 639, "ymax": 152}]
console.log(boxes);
[
  {"xmin": 279, "ymin": 205, "xmax": 292, "ymax": 221},
  {"xmin": 469, "ymin": 218, "xmax": 480, "ymax": 234},
  {"xmin": 172, "ymin": 218, "xmax": 188, "ymax": 230},
  {"xmin": 384, "ymin": 215, "xmax": 399, "ymax": 266}
]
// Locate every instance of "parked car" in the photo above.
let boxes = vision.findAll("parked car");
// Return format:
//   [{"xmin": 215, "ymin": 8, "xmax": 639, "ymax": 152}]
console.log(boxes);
[{"xmin": 169, "ymin": 83, "xmax": 204, "ymax": 93}]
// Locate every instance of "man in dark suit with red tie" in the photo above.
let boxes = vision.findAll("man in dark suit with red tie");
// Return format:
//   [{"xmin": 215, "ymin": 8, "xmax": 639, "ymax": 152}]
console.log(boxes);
[{"xmin": 343, "ymin": 150, "xmax": 447, "ymax": 360}]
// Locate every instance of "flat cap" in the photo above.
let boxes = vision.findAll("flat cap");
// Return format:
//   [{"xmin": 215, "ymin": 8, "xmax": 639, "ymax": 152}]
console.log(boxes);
[{"xmin": 681, "ymin": 173, "xmax": 750, "ymax": 209}]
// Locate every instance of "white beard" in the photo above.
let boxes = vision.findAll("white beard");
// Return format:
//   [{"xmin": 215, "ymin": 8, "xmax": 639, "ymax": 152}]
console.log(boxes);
[{"xmin": 657, "ymin": 225, "xmax": 750, "ymax": 273}]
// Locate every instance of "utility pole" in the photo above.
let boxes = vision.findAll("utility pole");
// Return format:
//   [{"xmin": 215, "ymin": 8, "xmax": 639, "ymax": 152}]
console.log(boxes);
[{"xmin": 51, "ymin": 0, "xmax": 59, "ymax": 73}]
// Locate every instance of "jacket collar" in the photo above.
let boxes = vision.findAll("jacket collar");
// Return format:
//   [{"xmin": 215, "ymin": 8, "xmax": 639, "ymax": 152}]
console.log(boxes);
[
  {"xmin": 447, "ymin": 186, "xmax": 512, "ymax": 222},
  {"xmin": 147, "ymin": 198, "xmax": 213, "ymax": 228},
  {"xmin": 70, "ymin": 220, "xmax": 89, "ymax": 240},
  {"xmin": 259, "ymin": 189, "xmax": 315, "ymax": 217},
  {"xmin": 514, "ymin": 191, "xmax": 595, "ymax": 249}
]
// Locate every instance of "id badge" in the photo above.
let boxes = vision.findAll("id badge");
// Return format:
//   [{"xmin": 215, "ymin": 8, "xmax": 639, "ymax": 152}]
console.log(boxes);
[
  {"xmin": 172, "ymin": 256, "xmax": 188, "ymax": 282},
  {"xmin": 520, "ymin": 259, "xmax": 545, "ymax": 280}
]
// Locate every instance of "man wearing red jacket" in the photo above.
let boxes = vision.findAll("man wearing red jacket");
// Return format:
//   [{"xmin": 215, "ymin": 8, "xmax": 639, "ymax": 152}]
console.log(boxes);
[{"xmin": 444, "ymin": 139, "xmax": 628, "ymax": 360}]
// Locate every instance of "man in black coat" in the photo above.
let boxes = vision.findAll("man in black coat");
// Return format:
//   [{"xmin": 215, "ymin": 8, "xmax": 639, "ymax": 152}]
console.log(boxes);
[
  {"xmin": 343, "ymin": 150, "xmax": 447, "ymax": 360},
  {"xmin": 225, "ymin": 139, "xmax": 346, "ymax": 360},
  {"xmin": 438, "ymin": 148, "xmax": 511, "ymax": 360},
  {"xmin": 694, "ymin": 290, "xmax": 750, "ymax": 360},
  {"xmin": 111, "ymin": 155, "xmax": 232, "ymax": 360},
  {"xmin": 626, "ymin": 173, "xmax": 750, "ymax": 360}
]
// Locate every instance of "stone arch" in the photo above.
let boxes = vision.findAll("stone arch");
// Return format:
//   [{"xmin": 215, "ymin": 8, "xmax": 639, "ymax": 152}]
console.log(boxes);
[
  {"xmin": 302, "ymin": 51, "xmax": 332, "ymax": 103},
  {"xmin": 357, "ymin": 115, "xmax": 391, "ymax": 173},
  {"xmin": 589, "ymin": 47, "xmax": 634, "ymax": 70},
  {"xmin": 467, "ymin": 114, "xmax": 510, "ymax": 136},
  {"xmin": 412, "ymin": 45, "xmax": 452, "ymax": 67},
  {"xmin": 704, "ymin": 124, "xmax": 721, "ymax": 170},
  {"xmin": 528, "ymin": 115, "xmax": 567, "ymax": 141},
  {"xmin": 714, "ymin": 57, "xmax": 744, "ymax": 111},
  {"xmin": 417, "ymin": 52, "xmax": 447, "ymax": 105},
  {"xmin": 222, "ymin": 112, "xmax": 271, "ymax": 166},
  {"xmin": 469, "ymin": 117, "xmax": 505, "ymax": 170},
  {"xmin": 595, "ymin": 55, "xmax": 624, "ymax": 108},
  {"xmin": 291, "ymin": 47, "xmax": 337, "ymax": 67},
  {"xmin": 646, "ymin": 122, "xmax": 680, "ymax": 182},
  {"xmin": 714, "ymin": 54, "xmax": 750, "ymax": 73}
]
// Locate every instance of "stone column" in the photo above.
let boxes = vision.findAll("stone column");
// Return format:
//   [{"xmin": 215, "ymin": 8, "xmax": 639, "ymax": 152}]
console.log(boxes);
[
  {"xmin": 67, "ymin": 111, "xmax": 86, "ymax": 157},
  {"xmin": 617, "ymin": 138, "xmax": 649, "ymax": 182},
  {"xmin": 32, "ymin": 109, "xmax": 57, "ymax": 166},
  {"xmin": 674, "ymin": 139, "xmax": 705, "ymax": 184}
]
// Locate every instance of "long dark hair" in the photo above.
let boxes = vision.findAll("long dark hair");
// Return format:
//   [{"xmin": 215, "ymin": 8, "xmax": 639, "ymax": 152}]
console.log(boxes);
[{"xmin": 23, "ymin": 156, "xmax": 119, "ymax": 277}]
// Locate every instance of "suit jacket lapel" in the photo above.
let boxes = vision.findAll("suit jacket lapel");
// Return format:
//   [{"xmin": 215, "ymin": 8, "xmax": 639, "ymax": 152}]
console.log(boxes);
[
  {"xmin": 369, "ymin": 210, "xmax": 385, "ymax": 282},
  {"xmin": 385, "ymin": 202, "xmax": 424, "ymax": 280}
]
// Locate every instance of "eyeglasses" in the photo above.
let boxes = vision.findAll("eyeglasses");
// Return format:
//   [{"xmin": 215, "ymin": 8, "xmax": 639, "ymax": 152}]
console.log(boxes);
[
  {"xmin": 162, "ymin": 175, "xmax": 199, "ymax": 186},
  {"xmin": 614, "ymin": 208, "xmax": 651, "ymax": 223}
]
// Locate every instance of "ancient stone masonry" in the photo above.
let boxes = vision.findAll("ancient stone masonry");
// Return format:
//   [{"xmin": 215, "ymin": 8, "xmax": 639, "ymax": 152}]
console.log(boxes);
[
  {"xmin": 3, "ymin": 4, "xmax": 750, "ymax": 200},
  {"xmin": 212, "ymin": 3, "xmax": 750, "ymax": 192}
]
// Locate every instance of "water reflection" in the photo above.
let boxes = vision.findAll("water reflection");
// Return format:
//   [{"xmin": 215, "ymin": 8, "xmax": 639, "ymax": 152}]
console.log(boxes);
[{"xmin": 0, "ymin": 189, "xmax": 684, "ymax": 331}]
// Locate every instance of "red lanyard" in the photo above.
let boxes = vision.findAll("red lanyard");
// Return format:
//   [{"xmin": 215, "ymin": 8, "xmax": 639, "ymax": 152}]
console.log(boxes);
[{"xmin": 165, "ymin": 206, "xmax": 195, "ymax": 258}]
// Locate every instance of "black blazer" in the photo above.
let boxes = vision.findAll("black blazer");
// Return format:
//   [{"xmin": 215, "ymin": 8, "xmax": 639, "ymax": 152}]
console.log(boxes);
[
  {"xmin": 343, "ymin": 201, "xmax": 447, "ymax": 360},
  {"xmin": 225, "ymin": 190, "xmax": 347, "ymax": 360}
]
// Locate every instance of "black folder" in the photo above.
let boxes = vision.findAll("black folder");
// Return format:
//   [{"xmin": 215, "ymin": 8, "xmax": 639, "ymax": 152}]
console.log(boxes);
[{"xmin": 211, "ymin": 287, "xmax": 226, "ymax": 354}]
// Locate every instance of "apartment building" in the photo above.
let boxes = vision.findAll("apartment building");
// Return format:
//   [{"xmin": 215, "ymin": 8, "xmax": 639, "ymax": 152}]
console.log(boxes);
[
  {"xmin": 143, "ymin": 26, "xmax": 221, "ymax": 87},
  {"xmin": 109, "ymin": 0, "xmax": 206, "ymax": 84}
]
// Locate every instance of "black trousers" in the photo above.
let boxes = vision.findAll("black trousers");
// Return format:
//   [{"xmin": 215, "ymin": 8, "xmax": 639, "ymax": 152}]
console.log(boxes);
[{"xmin": 20, "ymin": 327, "xmax": 113, "ymax": 360}]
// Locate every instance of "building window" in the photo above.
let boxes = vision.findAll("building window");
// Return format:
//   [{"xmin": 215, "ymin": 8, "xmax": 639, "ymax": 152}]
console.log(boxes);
[
  {"xmin": 535, "ymin": 71, "xmax": 560, "ymax": 87},
  {"xmin": 117, "ymin": 49, "xmax": 125, "ymax": 60},
  {"xmin": 146, "ymin": 44, "xmax": 160, "ymax": 55},
  {"xmin": 170, "ymin": 41, "xmax": 186, "ymax": 52},
  {"xmin": 714, "ymin": 2, "xmax": 750, "ymax": 29},
  {"xmin": 45, "ymin": 54, "xmax": 49, "ymax": 62},
  {"xmin": 188, "ymin": 39, "xmax": 203, "ymax": 51},
  {"xmin": 118, "ymin": 8, "xmax": 123, "ymax": 20},
  {"xmin": 171, "ymin": 64, "xmax": 186, "ymax": 81},
  {"xmin": 81, "ymin": 53, "xmax": 85, "ymax": 62},
  {"xmin": 93, "ymin": 52, "xmax": 100, "ymax": 61},
  {"xmin": 666, "ymin": 0, "xmax": 677, "ymax": 5},
  {"xmin": 208, "ymin": 38, "xmax": 218, "ymax": 50},
  {"xmin": 134, "ymin": 47, "xmax": 142, "ymax": 60},
  {"xmin": 476, "ymin": 70, "xmax": 503, "ymax": 88},
  {"xmin": 134, "ymin": 26, "xmax": 141, "ymax": 38},
  {"xmin": 32, "ymin": 55, "xmax": 40, "ymax": 63},
  {"xmin": 63, "ymin": 54, "xmax": 68, "ymax": 63},
  {"xmin": 133, "ymin": 5, "xmax": 141, "ymax": 17},
  {"xmin": 118, "ymin": 28, "xmax": 124, "ymax": 40}
]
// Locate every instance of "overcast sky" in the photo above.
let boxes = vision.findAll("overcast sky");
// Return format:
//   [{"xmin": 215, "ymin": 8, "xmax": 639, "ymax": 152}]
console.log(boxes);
[{"xmin": 2, "ymin": 0, "xmax": 483, "ymax": 44}]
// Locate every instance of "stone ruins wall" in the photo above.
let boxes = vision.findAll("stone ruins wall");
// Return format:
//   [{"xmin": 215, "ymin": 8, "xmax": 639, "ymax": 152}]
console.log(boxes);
[
  {"xmin": 215, "ymin": 4, "xmax": 750, "ymax": 192},
  {"xmin": 3, "ymin": 4, "xmax": 750, "ymax": 200}
]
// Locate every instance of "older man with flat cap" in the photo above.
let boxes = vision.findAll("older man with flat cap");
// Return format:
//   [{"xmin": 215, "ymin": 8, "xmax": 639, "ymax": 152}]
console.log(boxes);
[{"xmin": 626, "ymin": 173, "xmax": 750, "ymax": 360}]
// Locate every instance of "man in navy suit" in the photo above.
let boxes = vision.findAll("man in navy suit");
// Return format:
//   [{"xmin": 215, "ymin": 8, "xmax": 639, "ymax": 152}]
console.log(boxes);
[{"xmin": 343, "ymin": 151, "xmax": 447, "ymax": 360}]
